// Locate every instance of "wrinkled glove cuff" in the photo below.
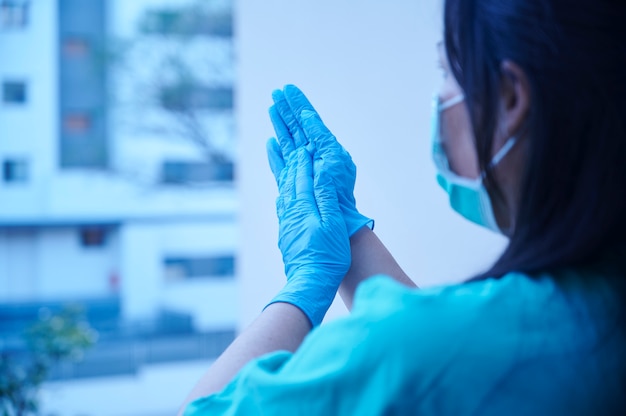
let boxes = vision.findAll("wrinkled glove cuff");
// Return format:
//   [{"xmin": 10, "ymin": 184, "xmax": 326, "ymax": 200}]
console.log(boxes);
[
  {"xmin": 346, "ymin": 213, "xmax": 374, "ymax": 237},
  {"xmin": 264, "ymin": 281, "xmax": 336, "ymax": 327}
]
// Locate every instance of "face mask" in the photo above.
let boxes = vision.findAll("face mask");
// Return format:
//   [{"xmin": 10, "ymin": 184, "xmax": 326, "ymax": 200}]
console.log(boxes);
[{"xmin": 431, "ymin": 94, "xmax": 516, "ymax": 233}]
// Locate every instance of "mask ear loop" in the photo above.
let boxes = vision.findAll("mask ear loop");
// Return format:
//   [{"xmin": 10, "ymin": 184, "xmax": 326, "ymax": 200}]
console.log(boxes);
[
  {"xmin": 480, "ymin": 136, "xmax": 518, "ymax": 180},
  {"xmin": 438, "ymin": 93, "xmax": 515, "ymax": 170},
  {"xmin": 491, "ymin": 136, "xmax": 517, "ymax": 166},
  {"xmin": 438, "ymin": 94, "xmax": 465, "ymax": 111}
]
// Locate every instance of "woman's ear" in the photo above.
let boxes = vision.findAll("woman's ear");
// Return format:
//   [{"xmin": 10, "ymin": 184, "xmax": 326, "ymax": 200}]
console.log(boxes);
[{"xmin": 496, "ymin": 60, "xmax": 531, "ymax": 145}]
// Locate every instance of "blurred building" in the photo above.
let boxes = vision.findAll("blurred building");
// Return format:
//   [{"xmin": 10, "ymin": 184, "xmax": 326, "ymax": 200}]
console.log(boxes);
[{"xmin": 0, "ymin": 0, "xmax": 237, "ymax": 378}]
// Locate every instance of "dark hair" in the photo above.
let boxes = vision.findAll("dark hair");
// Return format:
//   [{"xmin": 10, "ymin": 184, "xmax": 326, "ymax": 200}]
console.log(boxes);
[{"xmin": 443, "ymin": 0, "xmax": 626, "ymax": 279}]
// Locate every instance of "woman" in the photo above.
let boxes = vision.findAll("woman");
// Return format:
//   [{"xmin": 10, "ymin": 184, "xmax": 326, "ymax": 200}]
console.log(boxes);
[{"xmin": 179, "ymin": 0, "xmax": 626, "ymax": 413}]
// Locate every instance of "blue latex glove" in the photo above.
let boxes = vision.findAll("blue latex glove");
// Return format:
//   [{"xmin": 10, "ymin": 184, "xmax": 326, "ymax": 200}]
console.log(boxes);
[
  {"xmin": 268, "ymin": 85, "xmax": 374, "ymax": 237},
  {"xmin": 266, "ymin": 146, "xmax": 351, "ymax": 327}
]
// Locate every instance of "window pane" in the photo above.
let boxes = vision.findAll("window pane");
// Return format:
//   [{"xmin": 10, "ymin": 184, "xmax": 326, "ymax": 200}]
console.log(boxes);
[
  {"xmin": 159, "ymin": 86, "xmax": 234, "ymax": 111},
  {"xmin": 0, "ymin": 1, "xmax": 29, "ymax": 29},
  {"xmin": 164, "ymin": 255, "xmax": 235, "ymax": 280},
  {"xmin": 161, "ymin": 160, "xmax": 234, "ymax": 184},
  {"xmin": 2, "ymin": 81, "xmax": 27, "ymax": 104},
  {"xmin": 2, "ymin": 159, "xmax": 28, "ymax": 182},
  {"xmin": 79, "ymin": 227, "xmax": 108, "ymax": 247},
  {"xmin": 63, "ymin": 113, "xmax": 91, "ymax": 135},
  {"xmin": 63, "ymin": 37, "xmax": 90, "ymax": 57},
  {"xmin": 139, "ymin": 9, "xmax": 232, "ymax": 37}
]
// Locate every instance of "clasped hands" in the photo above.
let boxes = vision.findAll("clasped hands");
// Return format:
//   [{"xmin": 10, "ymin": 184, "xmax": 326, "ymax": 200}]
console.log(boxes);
[{"xmin": 266, "ymin": 85, "xmax": 373, "ymax": 327}]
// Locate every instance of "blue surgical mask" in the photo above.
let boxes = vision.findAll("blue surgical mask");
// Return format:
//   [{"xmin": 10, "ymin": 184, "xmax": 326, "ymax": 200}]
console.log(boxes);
[{"xmin": 431, "ymin": 94, "xmax": 516, "ymax": 233}]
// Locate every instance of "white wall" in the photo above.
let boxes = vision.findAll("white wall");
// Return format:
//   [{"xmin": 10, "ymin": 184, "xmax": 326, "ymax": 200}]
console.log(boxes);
[
  {"xmin": 159, "ymin": 221, "xmax": 238, "ymax": 331},
  {"xmin": 119, "ymin": 223, "xmax": 162, "ymax": 320},
  {"xmin": 237, "ymin": 0, "xmax": 507, "ymax": 329},
  {"xmin": 0, "ymin": 228, "xmax": 117, "ymax": 301},
  {"xmin": 119, "ymin": 221, "xmax": 238, "ymax": 329},
  {"xmin": 0, "ymin": 230, "xmax": 38, "ymax": 300},
  {"xmin": 0, "ymin": 0, "xmax": 58, "ymax": 216},
  {"xmin": 37, "ymin": 228, "xmax": 118, "ymax": 299}
]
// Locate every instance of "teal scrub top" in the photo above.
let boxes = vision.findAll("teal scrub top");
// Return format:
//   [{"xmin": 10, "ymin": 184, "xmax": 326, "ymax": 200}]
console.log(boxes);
[{"xmin": 184, "ymin": 268, "xmax": 625, "ymax": 415}]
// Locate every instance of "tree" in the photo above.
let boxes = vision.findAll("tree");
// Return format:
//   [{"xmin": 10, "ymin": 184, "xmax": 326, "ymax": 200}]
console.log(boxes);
[
  {"xmin": 0, "ymin": 306, "xmax": 97, "ymax": 416},
  {"xmin": 108, "ymin": 0, "xmax": 235, "ymax": 185}
]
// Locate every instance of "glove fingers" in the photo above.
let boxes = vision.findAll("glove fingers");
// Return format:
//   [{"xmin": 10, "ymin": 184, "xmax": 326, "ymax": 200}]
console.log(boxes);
[
  {"xmin": 273, "ymin": 89, "xmax": 309, "ymax": 148},
  {"xmin": 266, "ymin": 137, "xmax": 285, "ymax": 186},
  {"xmin": 301, "ymin": 110, "xmax": 356, "ymax": 185},
  {"xmin": 295, "ymin": 148, "xmax": 315, "ymax": 203},
  {"xmin": 300, "ymin": 110, "xmax": 344, "ymax": 155},
  {"xmin": 314, "ymin": 163, "xmax": 341, "ymax": 223},
  {"xmin": 275, "ymin": 195, "xmax": 285, "ymax": 220},
  {"xmin": 279, "ymin": 152, "xmax": 297, "ymax": 207},
  {"xmin": 269, "ymin": 104, "xmax": 295, "ymax": 157},
  {"xmin": 283, "ymin": 84, "xmax": 319, "ymax": 126}
]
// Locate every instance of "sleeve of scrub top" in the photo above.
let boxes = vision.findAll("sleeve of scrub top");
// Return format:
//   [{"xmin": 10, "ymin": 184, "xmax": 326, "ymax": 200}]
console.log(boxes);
[{"xmin": 182, "ymin": 274, "xmax": 533, "ymax": 415}]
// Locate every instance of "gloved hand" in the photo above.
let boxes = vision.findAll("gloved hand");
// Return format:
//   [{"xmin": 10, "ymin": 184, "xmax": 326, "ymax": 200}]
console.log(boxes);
[
  {"xmin": 266, "ymin": 145, "xmax": 351, "ymax": 327},
  {"xmin": 267, "ymin": 84, "xmax": 374, "ymax": 237}
]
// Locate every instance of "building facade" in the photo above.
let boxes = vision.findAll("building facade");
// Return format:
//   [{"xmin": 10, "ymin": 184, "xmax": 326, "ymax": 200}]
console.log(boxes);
[{"xmin": 0, "ymin": 0, "xmax": 237, "ymax": 377}]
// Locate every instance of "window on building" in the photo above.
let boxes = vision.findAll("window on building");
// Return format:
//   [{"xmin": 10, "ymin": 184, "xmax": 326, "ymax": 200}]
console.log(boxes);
[
  {"xmin": 58, "ymin": 0, "xmax": 108, "ymax": 170},
  {"xmin": 159, "ymin": 85, "xmax": 233, "ymax": 111},
  {"xmin": 164, "ymin": 255, "xmax": 235, "ymax": 281},
  {"xmin": 139, "ymin": 9, "xmax": 232, "ymax": 37},
  {"xmin": 2, "ymin": 80, "xmax": 27, "ymax": 104},
  {"xmin": 79, "ymin": 227, "xmax": 107, "ymax": 248},
  {"xmin": 63, "ymin": 37, "xmax": 90, "ymax": 57},
  {"xmin": 63, "ymin": 113, "xmax": 91, "ymax": 135},
  {"xmin": 2, "ymin": 158, "xmax": 28, "ymax": 183},
  {"xmin": 60, "ymin": 111, "xmax": 108, "ymax": 168},
  {"xmin": 161, "ymin": 160, "xmax": 234, "ymax": 184},
  {"xmin": 0, "ymin": 0, "xmax": 29, "ymax": 29}
]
